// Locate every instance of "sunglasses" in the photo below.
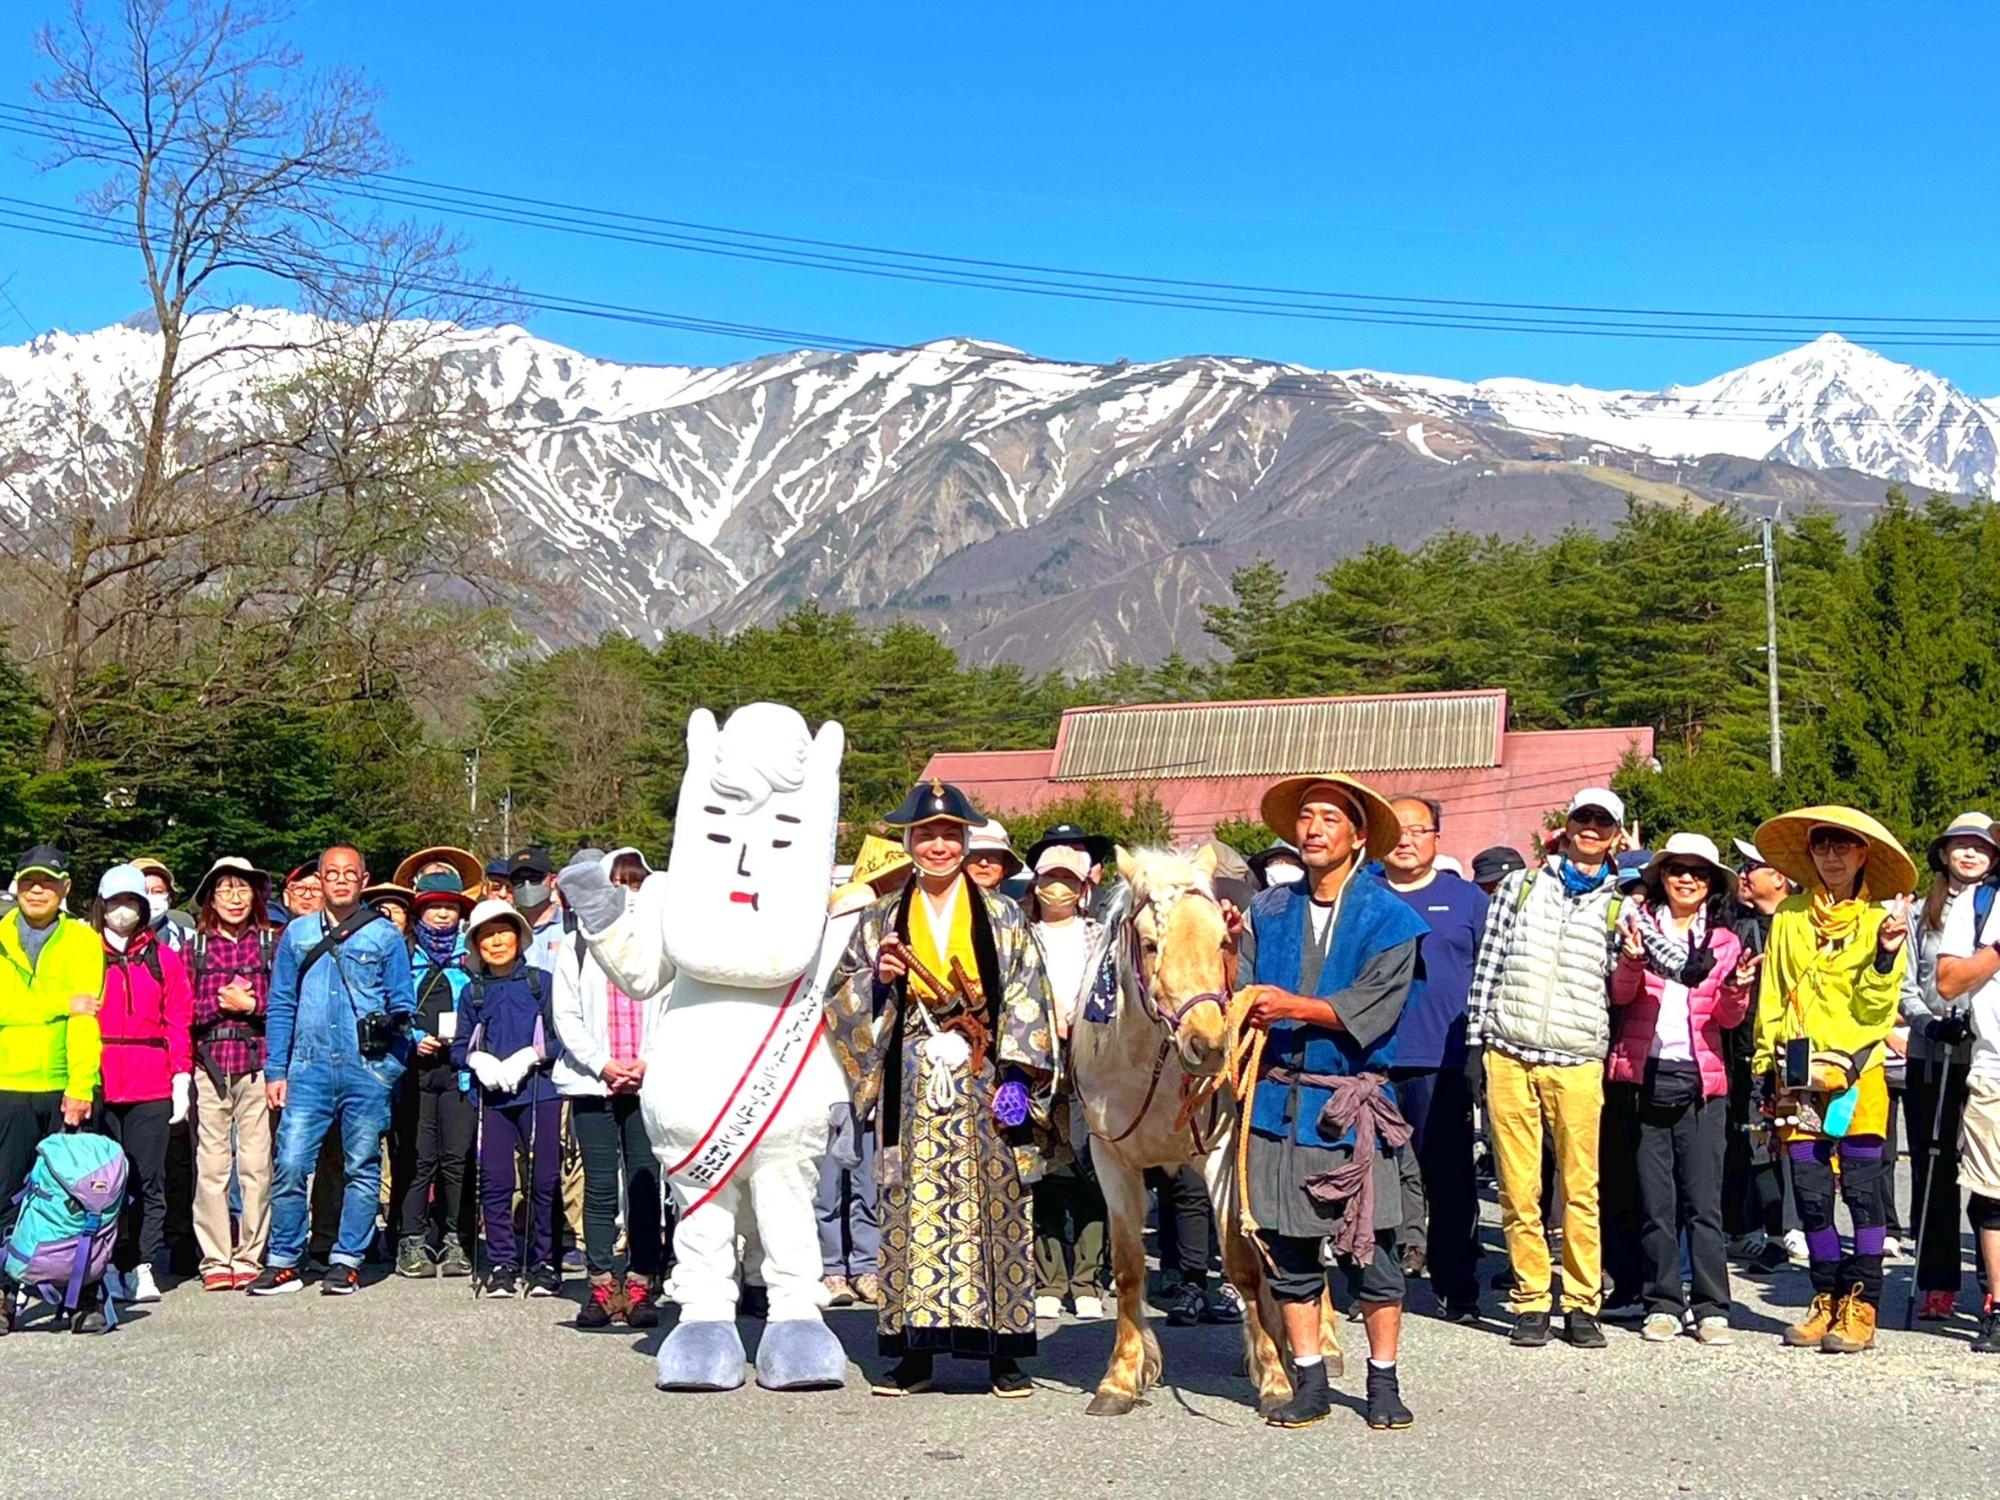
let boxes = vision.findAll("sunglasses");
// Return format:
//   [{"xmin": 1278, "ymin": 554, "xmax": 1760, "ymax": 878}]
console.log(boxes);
[
  {"xmin": 1658, "ymin": 862, "xmax": 1713, "ymax": 880},
  {"xmin": 1567, "ymin": 808, "xmax": 1619, "ymax": 829}
]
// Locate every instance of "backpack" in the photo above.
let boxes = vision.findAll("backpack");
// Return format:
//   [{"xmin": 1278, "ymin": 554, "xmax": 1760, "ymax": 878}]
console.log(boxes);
[{"xmin": 4, "ymin": 1133, "xmax": 128, "ymax": 1315}]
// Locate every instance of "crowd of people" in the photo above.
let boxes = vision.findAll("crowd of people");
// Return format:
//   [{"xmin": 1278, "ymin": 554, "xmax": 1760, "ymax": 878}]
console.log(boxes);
[{"xmin": 0, "ymin": 767, "xmax": 1995, "ymax": 1431}]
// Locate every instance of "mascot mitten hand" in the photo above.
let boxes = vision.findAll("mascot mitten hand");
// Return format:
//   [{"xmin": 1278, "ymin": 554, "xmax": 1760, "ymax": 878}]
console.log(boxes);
[{"xmin": 560, "ymin": 855, "xmax": 624, "ymax": 935}]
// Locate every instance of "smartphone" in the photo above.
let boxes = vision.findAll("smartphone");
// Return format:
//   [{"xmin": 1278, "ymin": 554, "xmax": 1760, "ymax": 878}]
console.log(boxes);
[{"xmin": 1782, "ymin": 1036, "xmax": 1812, "ymax": 1090}]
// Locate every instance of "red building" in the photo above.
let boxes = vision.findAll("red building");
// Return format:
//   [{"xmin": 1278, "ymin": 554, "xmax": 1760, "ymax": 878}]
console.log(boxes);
[{"xmin": 921, "ymin": 690, "xmax": 1656, "ymax": 866}]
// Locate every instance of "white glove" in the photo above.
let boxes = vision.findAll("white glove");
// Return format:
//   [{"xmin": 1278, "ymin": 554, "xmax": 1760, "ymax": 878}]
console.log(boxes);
[
  {"xmin": 170, "ymin": 1073, "xmax": 192, "ymax": 1126},
  {"xmin": 468, "ymin": 1052, "xmax": 504, "ymax": 1091},
  {"xmin": 498, "ymin": 1046, "xmax": 539, "ymax": 1091}
]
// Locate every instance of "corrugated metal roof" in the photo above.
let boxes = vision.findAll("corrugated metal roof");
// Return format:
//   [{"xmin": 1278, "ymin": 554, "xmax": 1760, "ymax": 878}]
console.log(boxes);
[{"xmin": 1049, "ymin": 692, "xmax": 1506, "ymax": 781}]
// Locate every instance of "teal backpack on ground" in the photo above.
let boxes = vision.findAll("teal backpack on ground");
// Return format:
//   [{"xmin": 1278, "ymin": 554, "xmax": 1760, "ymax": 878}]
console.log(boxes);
[{"xmin": 4, "ymin": 1132, "xmax": 128, "ymax": 1316}]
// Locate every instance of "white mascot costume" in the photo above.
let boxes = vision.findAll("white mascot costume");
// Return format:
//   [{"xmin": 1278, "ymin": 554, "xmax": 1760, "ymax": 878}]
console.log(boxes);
[{"xmin": 559, "ymin": 703, "xmax": 852, "ymax": 1392}]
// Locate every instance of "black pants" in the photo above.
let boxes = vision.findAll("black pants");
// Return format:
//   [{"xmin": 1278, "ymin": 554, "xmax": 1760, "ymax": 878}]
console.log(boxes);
[
  {"xmin": 100, "ymin": 1098, "xmax": 173, "ymax": 1272},
  {"xmin": 1393, "ymin": 1065, "xmax": 1480, "ymax": 1305},
  {"xmin": 572, "ymin": 1094, "xmax": 666, "ymax": 1280},
  {"xmin": 1790, "ymin": 1136, "xmax": 1888, "ymax": 1303},
  {"xmin": 1906, "ymin": 1054, "xmax": 1971, "ymax": 1292},
  {"xmin": 397, "ymin": 1084, "xmax": 477, "ymax": 1248},
  {"xmin": 386, "ymin": 1072, "xmax": 420, "ymax": 1241},
  {"xmin": 308, "ymin": 1125, "xmax": 344, "ymax": 1259},
  {"xmin": 164, "ymin": 1117, "xmax": 197, "ymax": 1274},
  {"xmin": 1601, "ymin": 1083, "xmax": 1645, "ymax": 1305},
  {"xmin": 1148, "ymin": 1164, "xmax": 1214, "ymax": 1286},
  {"xmin": 1635, "ymin": 1090, "xmax": 1730, "ymax": 1321},
  {"xmin": 0, "ymin": 1090, "xmax": 63, "ymax": 1269},
  {"xmin": 1264, "ymin": 1229, "xmax": 1405, "ymax": 1305}
]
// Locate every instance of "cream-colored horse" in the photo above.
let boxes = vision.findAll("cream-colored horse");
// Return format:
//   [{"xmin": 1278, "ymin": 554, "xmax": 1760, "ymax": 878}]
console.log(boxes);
[{"xmin": 1068, "ymin": 845, "xmax": 1338, "ymax": 1418}]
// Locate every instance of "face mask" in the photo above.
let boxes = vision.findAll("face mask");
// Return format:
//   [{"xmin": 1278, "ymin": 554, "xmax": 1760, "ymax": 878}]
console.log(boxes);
[
  {"xmin": 1266, "ymin": 866, "xmax": 1305, "ymax": 887},
  {"xmin": 147, "ymin": 893, "xmax": 169, "ymax": 923},
  {"xmin": 105, "ymin": 905, "xmax": 143, "ymax": 935},
  {"xmin": 514, "ymin": 881, "xmax": 550, "ymax": 908}
]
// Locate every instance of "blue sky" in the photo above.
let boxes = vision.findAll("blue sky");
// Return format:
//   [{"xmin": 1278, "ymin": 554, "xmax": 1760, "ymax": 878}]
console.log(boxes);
[{"xmin": 0, "ymin": 1, "xmax": 1995, "ymax": 390}]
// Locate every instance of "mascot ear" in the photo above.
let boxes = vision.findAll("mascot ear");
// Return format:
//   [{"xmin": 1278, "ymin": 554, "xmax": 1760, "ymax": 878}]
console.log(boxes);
[
  {"xmin": 685, "ymin": 708, "xmax": 719, "ymax": 774},
  {"xmin": 809, "ymin": 718, "xmax": 846, "ymax": 789}
]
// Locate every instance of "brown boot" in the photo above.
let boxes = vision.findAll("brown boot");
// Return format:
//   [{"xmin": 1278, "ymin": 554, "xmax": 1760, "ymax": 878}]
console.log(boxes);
[
  {"xmin": 1821, "ymin": 1284, "xmax": 1877, "ymax": 1354},
  {"xmin": 1783, "ymin": 1292, "xmax": 1836, "ymax": 1347}
]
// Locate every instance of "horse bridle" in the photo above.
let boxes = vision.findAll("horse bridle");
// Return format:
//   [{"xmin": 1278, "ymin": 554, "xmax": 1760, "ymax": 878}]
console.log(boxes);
[{"xmin": 1102, "ymin": 884, "xmax": 1231, "ymax": 1147}]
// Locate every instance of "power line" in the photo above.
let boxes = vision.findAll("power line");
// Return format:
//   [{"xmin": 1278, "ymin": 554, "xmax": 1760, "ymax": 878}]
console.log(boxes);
[{"xmin": 8, "ymin": 100, "xmax": 2000, "ymax": 352}]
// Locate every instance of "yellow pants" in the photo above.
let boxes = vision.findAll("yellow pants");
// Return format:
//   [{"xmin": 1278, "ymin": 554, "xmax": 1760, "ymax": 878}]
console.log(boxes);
[{"xmin": 1484, "ymin": 1050, "xmax": 1603, "ymax": 1315}]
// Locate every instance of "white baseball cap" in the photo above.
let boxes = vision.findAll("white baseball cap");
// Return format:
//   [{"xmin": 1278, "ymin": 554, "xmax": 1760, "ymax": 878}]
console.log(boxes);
[
  {"xmin": 1567, "ymin": 787, "xmax": 1626, "ymax": 824},
  {"xmin": 1033, "ymin": 845, "xmax": 1091, "ymax": 882}
]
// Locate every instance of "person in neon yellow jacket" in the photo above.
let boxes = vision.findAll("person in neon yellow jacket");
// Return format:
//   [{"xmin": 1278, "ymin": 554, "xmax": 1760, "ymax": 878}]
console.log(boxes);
[
  {"xmin": 1749, "ymin": 807, "xmax": 1914, "ymax": 1356},
  {"xmin": 0, "ymin": 844, "xmax": 106, "ymax": 1330}
]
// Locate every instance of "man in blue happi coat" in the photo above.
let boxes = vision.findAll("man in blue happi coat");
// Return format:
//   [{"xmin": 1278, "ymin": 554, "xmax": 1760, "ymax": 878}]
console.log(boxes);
[{"xmin": 1237, "ymin": 772, "xmax": 1426, "ymax": 1433}]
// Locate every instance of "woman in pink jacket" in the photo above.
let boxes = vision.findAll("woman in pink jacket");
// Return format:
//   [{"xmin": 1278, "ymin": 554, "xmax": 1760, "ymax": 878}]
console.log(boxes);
[
  {"xmin": 91, "ymin": 863, "xmax": 195, "ymax": 1307},
  {"xmin": 1609, "ymin": 834, "xmax": 1758, "ymax": 1347}
]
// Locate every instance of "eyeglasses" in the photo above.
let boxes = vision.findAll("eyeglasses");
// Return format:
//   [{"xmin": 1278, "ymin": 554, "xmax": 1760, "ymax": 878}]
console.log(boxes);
[
  {"xmin": 1396, "ymin": 826, "xmax": 1438, "ymax": 841},
  {"xmin": 1807, "ymin": 831, "xmax": 1866, "ymax": 853}
]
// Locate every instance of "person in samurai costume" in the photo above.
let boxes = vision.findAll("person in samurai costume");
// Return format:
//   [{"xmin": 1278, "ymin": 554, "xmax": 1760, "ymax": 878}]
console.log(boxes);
[{"xmin": 825, "ymin": 780, "xmax": 1059, "ymax": 1398}]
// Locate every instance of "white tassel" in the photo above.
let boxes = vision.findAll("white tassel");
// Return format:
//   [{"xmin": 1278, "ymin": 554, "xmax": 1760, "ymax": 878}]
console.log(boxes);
[{"xmin": 922, "ymin": 1030, "xmax": 971, "ymax": 1110}]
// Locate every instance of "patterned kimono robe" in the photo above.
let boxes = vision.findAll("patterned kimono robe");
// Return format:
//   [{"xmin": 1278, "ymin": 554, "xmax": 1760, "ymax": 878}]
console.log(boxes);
[{"xmin": 827, "ymin": 875, "xmax": 1056, "ymax": 1359}]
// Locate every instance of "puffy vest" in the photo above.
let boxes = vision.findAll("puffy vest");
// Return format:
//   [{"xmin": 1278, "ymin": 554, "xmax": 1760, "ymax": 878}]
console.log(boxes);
[{"xmin": 1489, "ymin": 868, "xmax": 1622, "ymax": 1063}]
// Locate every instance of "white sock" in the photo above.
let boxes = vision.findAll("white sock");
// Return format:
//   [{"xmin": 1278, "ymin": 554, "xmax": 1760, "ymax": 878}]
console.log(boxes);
[
  {"xmin": 1292, "ymin": 1353, "xmax": 1323, "ymax": 1368},
  {"xmin": 1368, "ymin": 1358, "xmax": 1396, "ymax": 1371}
]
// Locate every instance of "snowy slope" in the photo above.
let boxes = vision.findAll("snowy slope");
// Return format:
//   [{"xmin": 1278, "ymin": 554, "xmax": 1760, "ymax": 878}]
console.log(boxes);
[{"xmin": 0, "ymin": 311, "xmax": 1975, "ymax": 670}]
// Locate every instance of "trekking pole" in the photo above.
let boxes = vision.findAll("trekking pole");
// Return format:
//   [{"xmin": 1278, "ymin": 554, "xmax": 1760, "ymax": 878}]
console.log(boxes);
[
  {"xmin": 472, "ymin": 1085, "xmax": 485, "ymax": 1301},
  {"xmin": 1903, "ymin": 1045, "xmax": 1956, "ymax": 1332}
]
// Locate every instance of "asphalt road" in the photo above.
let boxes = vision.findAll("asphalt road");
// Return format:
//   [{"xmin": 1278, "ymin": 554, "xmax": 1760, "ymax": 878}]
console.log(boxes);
[{"xmin": 2, "ymin": 1242, "xmax": 1995, "ymax": 1500}]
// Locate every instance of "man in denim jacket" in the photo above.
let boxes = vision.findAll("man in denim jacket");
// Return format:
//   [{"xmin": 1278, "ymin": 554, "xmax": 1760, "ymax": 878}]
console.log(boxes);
[{"xmin": 249, "ymin": 845, "xmax": 415, "ymax": 1297}]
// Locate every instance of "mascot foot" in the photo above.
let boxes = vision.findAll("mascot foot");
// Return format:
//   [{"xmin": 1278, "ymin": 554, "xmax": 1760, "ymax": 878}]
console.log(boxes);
[
  {"xmin": 755, "ymin": 1319, "xmax": 848, "ymax": 1391},
  {"xmin": 656, "ymin": 1320, "xmax": 748, "ymax": 1392}
]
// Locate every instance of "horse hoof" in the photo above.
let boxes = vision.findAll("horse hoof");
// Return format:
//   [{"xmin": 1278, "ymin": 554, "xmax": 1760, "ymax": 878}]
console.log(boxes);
[{"xmin": 1086, "ymin": 1391, "xmax": 1138, "ymax": 1417}]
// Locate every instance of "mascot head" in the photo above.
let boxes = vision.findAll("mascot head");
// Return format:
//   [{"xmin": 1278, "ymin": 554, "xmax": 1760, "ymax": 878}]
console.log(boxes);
[{"xmin": 661, "ymin": 702, "xmax": 844, "ymax": 987}]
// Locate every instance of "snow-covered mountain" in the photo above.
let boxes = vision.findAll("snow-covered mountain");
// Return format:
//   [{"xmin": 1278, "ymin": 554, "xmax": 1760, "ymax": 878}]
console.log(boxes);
[{"xmin": 0, "ymin": 312, "xmax": 1977, "ymax": 672}]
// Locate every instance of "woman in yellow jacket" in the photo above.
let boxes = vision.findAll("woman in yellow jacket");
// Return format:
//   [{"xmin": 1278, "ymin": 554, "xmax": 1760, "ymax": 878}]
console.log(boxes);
[
  {"xmin": 1751, "ymin": 808, "xmax": 1915, "ymax": 1354},
  {"xmin": 0, "ymin": 845, "xmax": 105, "ymax": 1334}
]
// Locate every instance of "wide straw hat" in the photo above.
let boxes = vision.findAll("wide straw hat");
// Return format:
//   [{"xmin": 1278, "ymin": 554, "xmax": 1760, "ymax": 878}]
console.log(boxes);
[
  {"xmin": 1639, "ymin": 832, "xmax": 1739, "ymax": 905},
  {"xmin": 1260, "ymin": 772, "xmax": 1403, "ymax": 863},
  {"xmin": 1753, "ymin": 805, "xmax": 1918, "ymax": 899},
  {"xmin": 849, "ymin": 835, "xmax": 912, "ymax": 889},
  {"xmin": 393, "ymin": 846, "xmax": 484, "ymax": 895}
]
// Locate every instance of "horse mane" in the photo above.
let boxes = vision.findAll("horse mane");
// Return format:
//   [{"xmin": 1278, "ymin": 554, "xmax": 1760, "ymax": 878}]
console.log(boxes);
[{"xmin": 1121, "ymin": 845, "xmax": 1216, "ymax": 907}]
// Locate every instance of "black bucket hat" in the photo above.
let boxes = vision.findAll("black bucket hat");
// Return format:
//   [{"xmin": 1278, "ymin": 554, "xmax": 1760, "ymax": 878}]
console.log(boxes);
[{"xmin": 1024, "ymin": 822, "xmax": 1114, "ymax": 870}]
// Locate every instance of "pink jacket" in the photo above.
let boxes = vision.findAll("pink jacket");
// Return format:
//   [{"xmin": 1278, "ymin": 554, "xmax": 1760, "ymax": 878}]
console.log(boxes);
[
  {"xmin": 97, "ymin": 930, "xmax": 195, "ymax": 1104},
  {"xmin": 1607, "ymin": 922, "xmax": 1749, "ymax": 1100}
]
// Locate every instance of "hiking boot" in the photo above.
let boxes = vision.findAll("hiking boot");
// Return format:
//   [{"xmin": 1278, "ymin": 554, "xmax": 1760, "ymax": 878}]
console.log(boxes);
[
  {"xmin": 129, "ymin": 1265, "xmax": 162, "ymax": 1304},
  {"xmin": 247, "ymin": 1266, "xmax": 304, "ymax": 1297},
  {"xmin": 1565, "ymin": 1311, "xmax": 1607, "ymax": 1349},
  {"xmin": 1783, "ymin": 1292, "xmax": 1837, "ymax": 1346},
  {"xmin": 1642, "ymin": 1312, "xmax": 1680, "ymax": 1342},
  {"xmin": 1266, "ymin": 1360, "xmax": 1332, "ymax": 1428},
  {"xmin": 437, "ymin": 1237, "xmax": 474, "ymax": 1279},
  {"xmin": 1203, "ymin": 1284, "xmax": 1244, "ymax": 1324},
  {"xmin": 1918, "ymin": 1290, "xmax": 1957, "ymax": 1322},
  {"xmin": 870, "ymin": 1354, "xmax": 934, "ymax": 1397},
  {"xmin": 577, "ymin": 1279, "xmax": 620, "ymax": 1329},
  {"xmin": 526, "ymin": 1264, "xmax": 560, "ymax": 1298},
  {"xmin": 1821, "ymin": 1286, "xmax": 1876, "ymax": 1353},
  {"xmin": 1972, "ymin": 1301, "xmax": 2000, "ymax": 1354},
  {"xmin": 1165, "ymin": 1281, "xmax": 1206, "ymax": 1327},
  {"xmin": 1510, "ymin": 1311, "xmax": 1551, "ymax": 1347},
  {"xmin": 852, "ymin": 1273, "xmax": 880, "ymax": 1306},
  {"xmin": 822, "ymin": 1274, "xmax": 855, "ymax": 1307},
  {"xmin": 1444, "ymin": 1298, "xmax": 1482, "ymax": 1325},
  {"xmin": 624, "ymin": 1279, "xmax": 660, "ymax": 1329},
  {"xmin": 396, "ymin": 1237, "xmax": 433, "ymax": 1279},
  {"xmin": 990, "ymin": 1356, "xmax": 1034, "ymax": 1399},
  {"xmin": 1365, "ymin": 1363, "xmax": 1413, "ymax": 1430},
  {"xmin": 485, "ymin": 1267, "xmax": 520, "ymax": 1299},
  {"xmin": 321, "ymin": 1265, "xmax": 360, "ymax": 1297},
  {"xmin": 70, "ymin": 1303, "xmax": 108, "ymax": 1335}
]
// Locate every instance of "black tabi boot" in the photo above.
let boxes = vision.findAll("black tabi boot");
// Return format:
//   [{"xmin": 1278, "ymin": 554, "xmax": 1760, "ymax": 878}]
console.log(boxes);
[
  {"xmin": 1266, "ymin": 1359, "xmax": 1332, "ymax": 1429},
  {"xmin": 1365, "ymin": 1363, "xmax": 1413, "ymax": 1430}
]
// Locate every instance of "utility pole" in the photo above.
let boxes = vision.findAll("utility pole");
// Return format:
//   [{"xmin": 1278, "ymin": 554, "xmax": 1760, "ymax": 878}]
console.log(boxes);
[
  {"xmin": 1760, "ymin": 515, "xmax": 1782, "ymax": 778},
  {"xmin": 501, "ymin": 788, "xmax": 514, "ymax": 856},
  {"xmin": 464, "ymin": 748, "xmax": 480, "ymax": 849}
]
